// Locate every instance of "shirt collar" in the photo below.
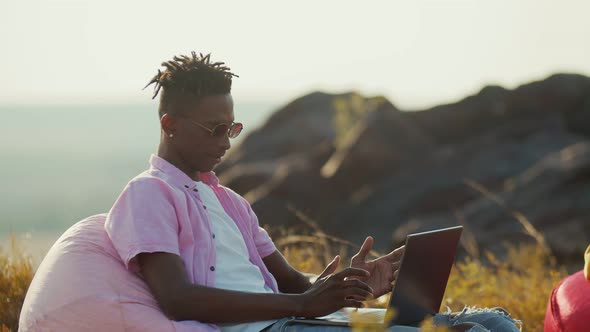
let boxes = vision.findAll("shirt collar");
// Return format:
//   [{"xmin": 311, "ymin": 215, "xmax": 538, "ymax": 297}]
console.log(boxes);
[{"xmin": 149, "ymin": 154, "xmax": 220, "ymax": 188}]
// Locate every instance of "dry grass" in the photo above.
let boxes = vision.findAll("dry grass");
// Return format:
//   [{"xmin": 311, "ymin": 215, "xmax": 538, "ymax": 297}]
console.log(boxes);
[
  {"xmin": 0, "ymin": 235, "xmax": 34, "ymax": 331},
  {"xmin": 278, "ymin": 221, "xmax": 566, "ymax": 332},
  {"xmin": 443, "ymin": 244, "xmax": 566, "ymax": 332}
]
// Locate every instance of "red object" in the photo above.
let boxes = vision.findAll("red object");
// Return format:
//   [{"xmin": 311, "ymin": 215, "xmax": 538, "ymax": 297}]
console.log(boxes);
[{"xmin": 545, "ymin": 270, "xmax": 590, "ymax": 332}]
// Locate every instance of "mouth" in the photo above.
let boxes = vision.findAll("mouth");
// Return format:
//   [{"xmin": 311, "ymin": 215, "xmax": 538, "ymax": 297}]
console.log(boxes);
[{"xmin": 210, "ymin": 153, "xmax": 225, "ymax": 163}]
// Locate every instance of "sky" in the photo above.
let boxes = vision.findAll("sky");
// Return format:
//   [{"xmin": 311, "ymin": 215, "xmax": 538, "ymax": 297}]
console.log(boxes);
[{"xmin": 1, "ymin": 0, "xmax": 589, "ymax": 110}]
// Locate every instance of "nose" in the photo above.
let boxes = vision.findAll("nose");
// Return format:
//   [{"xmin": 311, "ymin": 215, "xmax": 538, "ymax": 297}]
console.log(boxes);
[{"xmin": 219, "ymin": 133, "xmax": 231, "ymax": 151}]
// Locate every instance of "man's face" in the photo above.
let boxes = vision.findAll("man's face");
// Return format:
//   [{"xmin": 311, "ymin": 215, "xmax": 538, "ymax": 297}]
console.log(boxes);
[{"xmin": 171, "ymin": 93, "xmax": 234, "ymax": 173}]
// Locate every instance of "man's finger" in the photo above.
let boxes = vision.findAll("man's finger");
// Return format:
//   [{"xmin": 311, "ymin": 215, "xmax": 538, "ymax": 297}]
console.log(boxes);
[
  {"xmin": 335, "ymin": 267, "xmax": 370, "ymax": 280},
  {"xmin": 344, "ymin": 287, "xmax": 373, "ymax": 301},
  {"xmin": 383, "ymin": 245, "xmax": 405, "ymax": 262},
  {"xmin": 389, "ymin": 268, "xmax": 400, "ymax": 283},
  {"xmin": 344, "ymin": 299, "xmax": 364, "ymax": 308},
  {"xmin": 318, "ymin": 255, "xmax": 341, "ymax": 279},
  {"xmin": 342, "ymin": 279, "xmax": 374, "ymax": 294},
  {"xmin": 386, "ymin": 262, "xmax": 400, "ymax": 279},
  {"xmin": 345, "ymin": 294, "xmax": 373, "ymax": 302},
  {"xmin": 352, "ymin": 236, "xmax": 374, "ymax": 263},
  {"xmin": 387, "ymin": 283, "xmax": 394, "ymax": 293}
]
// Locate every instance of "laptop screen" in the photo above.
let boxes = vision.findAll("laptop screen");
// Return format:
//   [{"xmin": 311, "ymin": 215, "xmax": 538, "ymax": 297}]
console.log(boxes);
[{"xmin": 388, "ymin": 226, "xmax": 463, "ymax": 326}]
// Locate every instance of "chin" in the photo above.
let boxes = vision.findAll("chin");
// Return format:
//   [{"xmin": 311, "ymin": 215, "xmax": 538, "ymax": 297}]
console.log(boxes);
[{"xmin": 197, "ymin": 163, "xmax": 217, "ymax": 173}]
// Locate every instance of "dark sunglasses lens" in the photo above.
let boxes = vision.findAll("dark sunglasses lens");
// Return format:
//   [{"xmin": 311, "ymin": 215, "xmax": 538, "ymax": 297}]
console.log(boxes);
[
  {"xmin": 228, "ymin": 123, "xmax": 243, "ymax": 139},
  {"xmin": 212, "ymin": 124, "xmax": 230, "ymax": 137}
]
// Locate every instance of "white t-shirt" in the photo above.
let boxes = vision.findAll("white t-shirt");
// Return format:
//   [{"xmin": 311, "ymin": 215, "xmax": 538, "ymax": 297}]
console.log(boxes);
[{"xmin": 195, "ymin": 181, "xmax": 277, "ymax": 332}]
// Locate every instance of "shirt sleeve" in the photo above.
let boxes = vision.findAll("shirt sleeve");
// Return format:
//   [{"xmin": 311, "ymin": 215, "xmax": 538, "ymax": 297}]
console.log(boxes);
[
  {"xmin": 105, "ymin": 178, "xmax": 180, "ymax": 273},
  {"xmin": 245, "ymin": 201, "xmax": 277, "ymax": 258}
]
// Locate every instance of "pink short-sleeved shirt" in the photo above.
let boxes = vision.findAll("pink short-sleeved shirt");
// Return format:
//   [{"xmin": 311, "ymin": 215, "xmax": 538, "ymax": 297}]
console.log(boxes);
[{"xmin": 105, "ymin": 154, "xmax": 279, "ymax": 329}]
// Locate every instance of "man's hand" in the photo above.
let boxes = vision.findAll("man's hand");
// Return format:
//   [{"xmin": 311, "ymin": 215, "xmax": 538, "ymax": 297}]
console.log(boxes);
[
  {"xmin": 297, "ymin": 256, "xmax": 373, "ymax": 318},
  {"xmin": 350, "ymin": 236, "xmax": 405, "ymax": 298}
]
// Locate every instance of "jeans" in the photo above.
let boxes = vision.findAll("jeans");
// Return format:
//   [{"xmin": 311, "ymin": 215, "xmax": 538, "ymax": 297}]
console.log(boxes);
[{"xmin": 263, "ymin": 307, "xmax": 521, "ymax": 332}]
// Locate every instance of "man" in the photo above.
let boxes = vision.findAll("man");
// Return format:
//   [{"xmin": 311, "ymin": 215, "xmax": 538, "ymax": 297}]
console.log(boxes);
[
  {"xmin": 104, "ymin": 52, "xmax": 520, "ymax": 332},
  {"xmin": 104, "ymin": 52, "xmax": 399, "ymax": 330}
]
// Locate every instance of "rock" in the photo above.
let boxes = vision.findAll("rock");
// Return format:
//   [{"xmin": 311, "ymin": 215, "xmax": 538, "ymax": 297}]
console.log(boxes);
[
  {"xmin": 217, "ymin": 74, "xmax": 590, "ymax": 263},
  {"xmin": 321, "ymin": 97, "xmax": 434, "ymax": 193}
]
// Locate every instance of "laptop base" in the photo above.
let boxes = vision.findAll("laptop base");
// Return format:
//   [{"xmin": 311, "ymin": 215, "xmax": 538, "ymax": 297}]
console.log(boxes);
[{"xmin": 293, "ymin": 308, "xmax": 421, "ymax": 328}]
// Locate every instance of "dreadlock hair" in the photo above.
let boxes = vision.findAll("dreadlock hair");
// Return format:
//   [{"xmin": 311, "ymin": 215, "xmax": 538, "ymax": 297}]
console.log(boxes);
[{"xmin": 144, "ymin": 52, "xmax": 238, "ymax": 118}]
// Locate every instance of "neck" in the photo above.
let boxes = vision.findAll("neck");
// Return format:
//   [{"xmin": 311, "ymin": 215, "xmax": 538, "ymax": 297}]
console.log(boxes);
[{"xmin": 157, "ymin": 140, "xmax": 201, "ymax": 182}]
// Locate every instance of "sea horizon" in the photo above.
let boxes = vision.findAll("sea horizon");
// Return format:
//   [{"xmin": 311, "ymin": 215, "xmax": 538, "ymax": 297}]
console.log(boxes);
[{"xmin": 0, "ymin": 102, "xmax": 278, "ymax": 265}]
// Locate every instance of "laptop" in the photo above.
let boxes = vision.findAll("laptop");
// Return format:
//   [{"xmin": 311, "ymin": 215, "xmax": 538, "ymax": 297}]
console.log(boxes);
[{"xmin": 294, "ymin": 225, "xmax": 463, "ymax": 328}]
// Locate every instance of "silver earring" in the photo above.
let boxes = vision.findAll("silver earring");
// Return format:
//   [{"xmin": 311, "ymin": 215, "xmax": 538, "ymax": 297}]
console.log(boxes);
[{"xmin": 169, "ymin": 133, "xmax": 174, "ymax": 138}]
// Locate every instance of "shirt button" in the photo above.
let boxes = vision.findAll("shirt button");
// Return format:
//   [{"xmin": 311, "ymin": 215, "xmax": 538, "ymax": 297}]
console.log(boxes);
[
  {"xmin": 193, "ymin": 189, "xmax": 198, "ymax": 192},
  {"xmin": 210, "ymin": 266, "xmax": 215, "ymax": 271},
  {"xmin": 184, "ymin": 185, "xmax": 189, "ymax": 188},
  {"xmin": 203, "ymin": 205, "xmax": 207, "ymax": 210},
  {"xmin": 212, "ymin": 233, "xmax": 216, "ymax": 239}
]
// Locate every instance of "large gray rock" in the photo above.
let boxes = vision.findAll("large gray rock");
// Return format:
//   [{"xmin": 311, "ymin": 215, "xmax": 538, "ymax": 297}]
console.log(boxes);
[{"xmin": 217, "ymin": 74, "xmax": 590, "ymax": 266}]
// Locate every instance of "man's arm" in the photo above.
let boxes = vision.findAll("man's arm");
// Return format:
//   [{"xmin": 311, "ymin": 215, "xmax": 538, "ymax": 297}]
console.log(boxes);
[
  {"xmin": 262, "ymin": 250, "xmax": 313, "ymax": 294},
  {"xmin": 137, "ymin": 252, "xmax": 300, "ymax": 323},
  {"xmin": 137, "ymin": 252, "xmax": 372, "ymax": 323}
]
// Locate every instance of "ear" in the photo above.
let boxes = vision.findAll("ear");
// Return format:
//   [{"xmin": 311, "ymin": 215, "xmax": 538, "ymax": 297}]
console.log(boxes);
[{"xmin": 160, "ymin": 113, "xmax": 177, "ymax": 137}]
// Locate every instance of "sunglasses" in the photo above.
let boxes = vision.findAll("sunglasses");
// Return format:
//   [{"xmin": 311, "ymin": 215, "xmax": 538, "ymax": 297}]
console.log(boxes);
[{"xmin": 184, "ymin": 118, "xmax": 243, "ymax": 139}]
